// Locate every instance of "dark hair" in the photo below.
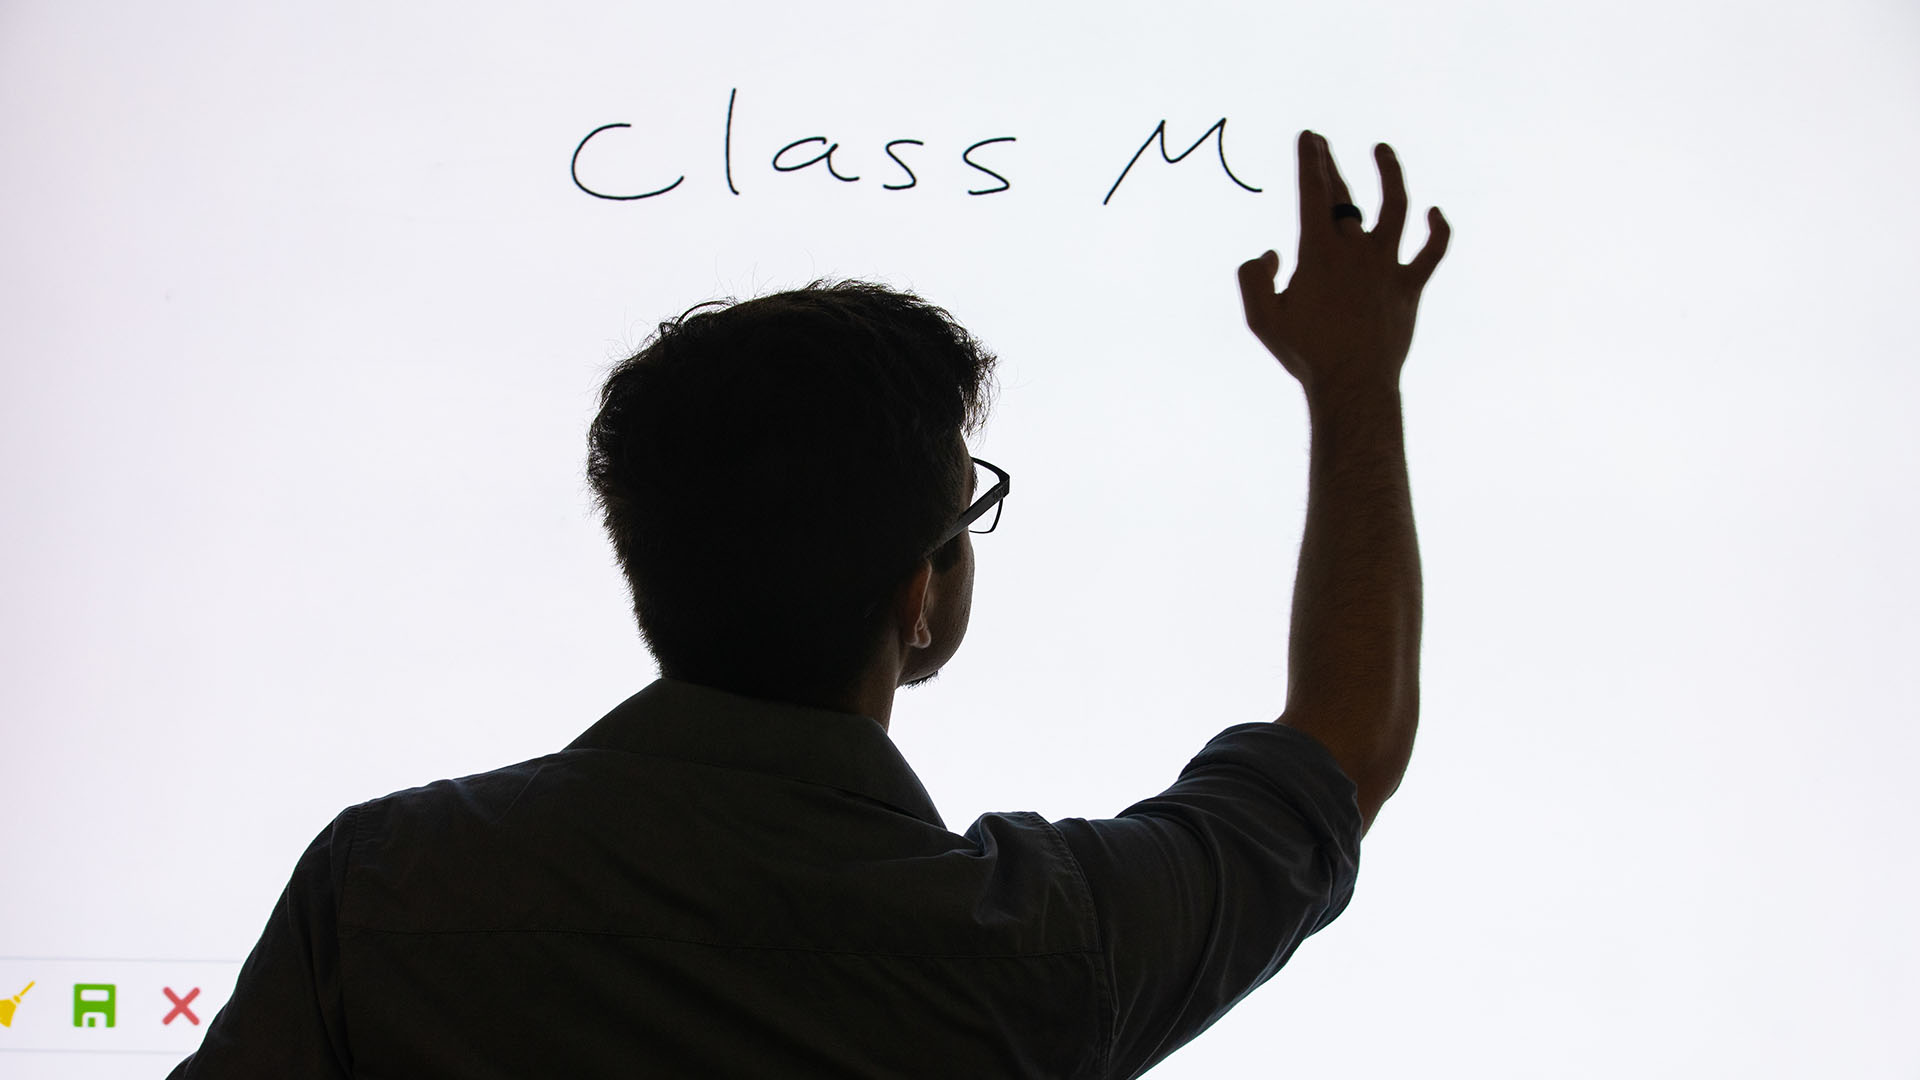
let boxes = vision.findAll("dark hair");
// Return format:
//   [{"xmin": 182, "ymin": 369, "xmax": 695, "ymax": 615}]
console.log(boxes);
[{"xmin": 586, "ymin": 281, "xmax": 997, "ymax": 705}]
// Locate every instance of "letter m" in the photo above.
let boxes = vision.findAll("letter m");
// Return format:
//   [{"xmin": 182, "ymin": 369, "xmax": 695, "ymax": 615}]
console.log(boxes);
[{"xmin": 1103, "ymin": 118, "xmax": 1262, "ymax": 205}]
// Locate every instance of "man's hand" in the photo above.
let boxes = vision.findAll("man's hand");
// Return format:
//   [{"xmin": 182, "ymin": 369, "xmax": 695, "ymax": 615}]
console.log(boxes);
[{"xmin": 1237, "ymin": 131, "xmax": 1449, "ymax": 398}]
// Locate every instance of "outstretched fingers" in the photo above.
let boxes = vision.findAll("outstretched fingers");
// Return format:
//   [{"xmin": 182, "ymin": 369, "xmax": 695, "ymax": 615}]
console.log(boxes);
[
  {"xmin": 1373, "ymin": 143, "xmax": 1407, "ymax": 250},
  {"xmin": 1406, "ymin": 207, "xmax": 1451, "ymax": 291},
  {"xmin": 1296, "ymin": 131, "xmax": 1330, "ymax": 245}
]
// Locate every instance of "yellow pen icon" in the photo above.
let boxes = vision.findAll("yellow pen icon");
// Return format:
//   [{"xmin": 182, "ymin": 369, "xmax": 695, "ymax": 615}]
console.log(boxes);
[{"xmin": 0, "ymin": 981, "xmax": 32, "ymax": 1028}]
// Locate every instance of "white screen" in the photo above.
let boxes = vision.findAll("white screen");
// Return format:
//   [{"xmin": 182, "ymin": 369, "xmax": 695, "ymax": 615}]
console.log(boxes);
[{"xmin": 4, "ymin": 1, "xmax": 1917, "ymax": 1075}]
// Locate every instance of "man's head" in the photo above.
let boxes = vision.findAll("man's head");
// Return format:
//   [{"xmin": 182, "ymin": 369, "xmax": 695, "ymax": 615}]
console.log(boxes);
[{"xmin": 586, "ymin": 281, "xmax": 997, "ymax": 711}]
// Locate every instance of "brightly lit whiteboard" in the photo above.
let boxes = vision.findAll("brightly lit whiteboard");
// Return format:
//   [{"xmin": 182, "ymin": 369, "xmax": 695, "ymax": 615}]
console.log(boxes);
[{"xmin": 3, "ymin": 1, "xmax": 1916, "ymax": 1076}]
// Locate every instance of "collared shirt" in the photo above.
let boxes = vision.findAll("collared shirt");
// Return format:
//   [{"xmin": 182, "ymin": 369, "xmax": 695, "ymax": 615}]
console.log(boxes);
[{"xmin": 168, "ymin": 678, "xmax": 1362, "ymax": 1079}]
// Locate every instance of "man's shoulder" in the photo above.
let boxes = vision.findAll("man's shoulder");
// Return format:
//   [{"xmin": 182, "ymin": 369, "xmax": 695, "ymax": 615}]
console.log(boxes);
[{"xmin": 340, "ymin": 749, "xmax": 585, "ymax": 842}]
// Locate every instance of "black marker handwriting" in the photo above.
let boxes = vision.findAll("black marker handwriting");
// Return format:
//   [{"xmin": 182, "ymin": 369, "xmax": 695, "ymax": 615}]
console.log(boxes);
[
  {"xmin": 573, "ymin": 94, "xmax": 1289, "ymax": 206},
  {"xmin": 772, "ymin": 137, "xmax": 861, "ymax": 182},
  {"xmin": 883, "ymin": 139, "xmax": 924, "ymax": 191},
  {"xmin": 1102, "ymin": 118, "xmax": 1260, "ymax": 206},
  {"xmin": 962, "ymin": 137, "xmax": 1016, "ymax": 196},
  {"xmin": 724, "ymin": 88, "xmax": 739, "ymax": 195},
  {"xmin": 571, "ymin": 123, "xmax": 685, "ymax": 201}
]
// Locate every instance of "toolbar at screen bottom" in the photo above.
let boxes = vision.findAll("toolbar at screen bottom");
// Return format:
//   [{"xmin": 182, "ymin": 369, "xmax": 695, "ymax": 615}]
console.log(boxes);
[{"xmin": 0, "ymin": 958, "xmax": 240, "ymax": 1055}]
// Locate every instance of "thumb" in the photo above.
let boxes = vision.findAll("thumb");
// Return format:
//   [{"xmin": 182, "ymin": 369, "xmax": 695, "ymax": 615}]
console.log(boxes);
[{"xmin": 1237, "ymin": 250, "xmax": 1279, "ymax": 331}]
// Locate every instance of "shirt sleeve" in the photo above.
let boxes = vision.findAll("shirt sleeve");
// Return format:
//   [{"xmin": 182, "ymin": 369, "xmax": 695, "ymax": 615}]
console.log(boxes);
[
  {"xmin": 166, "ymin": 808, "xmax": 357, "ymax": 1080},
  {"xmin": 1049, "ymin": 722, "xmax": 1363, "ymax": 1080}
]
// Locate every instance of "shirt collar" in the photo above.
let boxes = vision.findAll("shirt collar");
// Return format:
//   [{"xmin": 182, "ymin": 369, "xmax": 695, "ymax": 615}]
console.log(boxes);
[{"xmin": 565, "ymin": 678, "xmax": 946, "ymax": 830}]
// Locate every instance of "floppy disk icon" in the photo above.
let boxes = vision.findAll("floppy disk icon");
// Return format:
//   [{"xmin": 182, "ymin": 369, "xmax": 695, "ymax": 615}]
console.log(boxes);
[{"xmin": 74, "ymin": 984, "xmax": 115, "ymax": 1028}]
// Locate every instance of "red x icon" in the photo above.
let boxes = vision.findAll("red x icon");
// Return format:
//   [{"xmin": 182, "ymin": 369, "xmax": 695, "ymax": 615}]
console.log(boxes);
[{"xmin": 162, "ymin": 987, "xmax": 200, "ymax": 1026}]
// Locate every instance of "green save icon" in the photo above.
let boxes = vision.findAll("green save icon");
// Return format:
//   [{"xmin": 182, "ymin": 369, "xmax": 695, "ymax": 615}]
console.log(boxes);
[{"xmin": 73, "ymin": 984, "xmax": 115, "ymax": 1028}]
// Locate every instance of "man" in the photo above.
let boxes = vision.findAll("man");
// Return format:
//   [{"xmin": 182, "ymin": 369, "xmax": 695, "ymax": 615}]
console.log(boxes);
[{"xmin": 170, "ymin": 129, "xmax": 1448, "ymax": 1078}]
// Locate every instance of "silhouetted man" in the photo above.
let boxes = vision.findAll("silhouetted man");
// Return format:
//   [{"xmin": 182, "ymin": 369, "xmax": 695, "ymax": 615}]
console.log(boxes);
[{"xmin": 170, "ymin": 129, "xmax": 1448, "ymax": 1078}]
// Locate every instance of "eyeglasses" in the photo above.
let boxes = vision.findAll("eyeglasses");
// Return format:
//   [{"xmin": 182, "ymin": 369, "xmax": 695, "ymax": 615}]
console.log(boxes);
[
  {"xmin": 856, "ymin": 457, "xmax": 1009, "ymax": 619},
  {"xmin": 928, "ymin": 457, "xmax": 1010, "ymax": 554}
]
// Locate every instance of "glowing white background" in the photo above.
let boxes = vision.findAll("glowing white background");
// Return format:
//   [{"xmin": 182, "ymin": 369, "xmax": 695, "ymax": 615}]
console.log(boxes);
[{"xmin": 3, "ymin": 1, "xmax": 1915, "ymax": 1075}]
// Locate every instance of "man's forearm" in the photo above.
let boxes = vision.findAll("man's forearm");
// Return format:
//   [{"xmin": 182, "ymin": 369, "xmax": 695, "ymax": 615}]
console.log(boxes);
[{"xmin": 1281, "ymin": 383, "xmax": 1423, "ymax": 792}]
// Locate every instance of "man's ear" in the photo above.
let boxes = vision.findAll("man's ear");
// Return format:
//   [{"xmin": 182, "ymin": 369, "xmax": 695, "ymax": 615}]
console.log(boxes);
[{"xmin": 896, "ymin": 559, "xmax": 934, "ymax": 650}]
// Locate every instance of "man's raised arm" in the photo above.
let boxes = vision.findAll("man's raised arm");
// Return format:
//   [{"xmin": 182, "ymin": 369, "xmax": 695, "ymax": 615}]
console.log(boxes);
[{"xmin": 1237, "ymin": 130, "xmax": 1450, "ymax": 836}]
